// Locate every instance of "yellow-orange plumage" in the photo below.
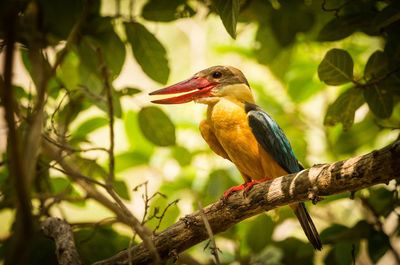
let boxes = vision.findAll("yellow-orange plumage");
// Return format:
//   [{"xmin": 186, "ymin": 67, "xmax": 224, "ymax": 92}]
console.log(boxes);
[{"xmin": 200, "ymin": 97, "xmax": 287, "ymax": 182}]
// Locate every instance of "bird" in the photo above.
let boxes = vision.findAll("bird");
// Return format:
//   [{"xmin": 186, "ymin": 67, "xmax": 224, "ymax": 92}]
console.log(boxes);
[{"xmin": 149, "ymin": 65, "xmax": 322, "ymax": 250}]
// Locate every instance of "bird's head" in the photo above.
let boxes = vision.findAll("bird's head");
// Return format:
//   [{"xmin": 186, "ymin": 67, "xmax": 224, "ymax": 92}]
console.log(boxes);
[{"xmin": 149, "ymin": 65, "xmax": 254, "ymax": 105}]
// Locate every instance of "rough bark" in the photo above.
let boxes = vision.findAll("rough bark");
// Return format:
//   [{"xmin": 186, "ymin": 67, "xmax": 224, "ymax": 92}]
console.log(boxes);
[
  {"xmin": 41, "ymin": 217, "xmax": 82, "ymax": 265},
  {"xmin": 93, "ymin": 140, "xmax": 400, "ymax": 265}
]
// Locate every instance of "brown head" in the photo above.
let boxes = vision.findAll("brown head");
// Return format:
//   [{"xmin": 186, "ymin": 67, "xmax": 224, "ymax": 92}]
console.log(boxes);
[{"xmin": 149, "ymin": 66, "xmax": 254, "ymax": 104}]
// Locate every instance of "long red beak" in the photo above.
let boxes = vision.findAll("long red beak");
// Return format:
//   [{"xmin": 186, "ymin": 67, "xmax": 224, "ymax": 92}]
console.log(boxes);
[{"xmin": 149, "ymin": 76, "xmax": 218, "ymax": 104}]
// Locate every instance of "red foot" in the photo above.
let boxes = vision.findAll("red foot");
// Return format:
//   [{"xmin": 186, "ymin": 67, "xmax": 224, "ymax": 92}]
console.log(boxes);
[
  {"xmin": 223, "ymin": 184, "xmax": 246, "ymax": 199},
  {"xmin": 223, "ymin": 178, "xmax": 271, "ymax": 199}
]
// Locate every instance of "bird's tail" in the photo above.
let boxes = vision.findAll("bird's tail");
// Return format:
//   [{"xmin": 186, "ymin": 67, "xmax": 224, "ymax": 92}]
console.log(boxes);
[{"xmin": 292, "ymin": 202, "xmax": 322, "ymax": 250}]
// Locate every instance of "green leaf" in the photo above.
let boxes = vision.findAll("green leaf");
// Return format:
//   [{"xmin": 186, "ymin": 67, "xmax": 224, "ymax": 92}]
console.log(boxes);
[
  {"xmin": 28, "ymin": 234, "xmax": 58, "ymax": 264},
  {"xmin": 138, "ymin": 106, "xmax": 176, "ymax": 146},
  {"xmin": 113, "ymin": 180, "xmax": 130, "ymax": 200},
  {"xmin": 213, "ymin": 0, "xmax": 240, "ymax": 39},
  {"xmin": 331, "ymin": 115, "xmax": 380, "ymax": 155},
  {"xmin": 142, "ymin": 0, "xmax": 193, "ymax": 22},
  {"xmin": 286, "ymin": 60, "xmax": 325, "ymax": 102},
  {"xmin": 115, "ymin": 151, "xmax": 150, "ymax": 173},
  {"xmin": 364, "ymin": 84, "xmax": 393, "ymax": 118},
  {"xmin": 276, "ymin": 237, "xmax": 314, "ymax": 265},
  {"xmin": 375, "ymin": 2, "xmax": 400, "ymax": 30},
  {"xmin": 40, "ymin": 0, "xmax": 84, "ymax": 40},
  {"xmin": 115, "ymin": 87, "xmax": 142, "ymax": 97},
  {"xmin": 148, "ymin": 195, "xmax": 180, "ymax": 231},
  {"xmin": 320, "ymin": 224, "xmax": 348, "ymax": 244},
  {"xmin": 255, "ymin": 23, "xmax": 281, "ymax": 65},
  {"xmin": 58, "ymin": 51, "xmax": 80, "ymax": 90},
  {"xmin": 324, "ymin": 87, "xmax": 364, "ymax": 131},
  {"xmin": 317, "ymin": 17, "xmax": 356, "ymax": 42},
  {"xmin": 325, "ymin": 243, "xmax": 360, "ymax": 265},
  {"xmin": 269, "ymin": 4, "xmax": 314, "ymax": 47},
  {"xmin": 73, "ymin": 117, "xmax": 108, "ymax": 137},
  {"xmin": 368, "ymin": 230, "xmax": 390, "ymax": 263},
  {"xmin": 205, "ymin": 169, "xmax": 237, "ymax": 199},
  {"xmin": 367, "ymin": 187, "xmax": 395, "ymax": 217},
  {"xmin": 320, "ymin": 221, "xmax": 372, "ymax": 244},
  {"xmin": 125, "ymin": 22, "xmax": 169, "ymax": 84},
  {"xmin": 124, "ymin": 111, "xmax": 155, "ymax": 155},
  {"xmin": 246, "ymin": 214, "xmax": 275, "ymax": 253},
  {"xmin": 75, "ymin": 157, "xmax": 108, "ymax": 180},
  {"xmin": 75, "ymin": 226, "xmax": 130, "ymax": 264},
  {"xmin": 364, "ymin": 51, "xmax": 388, "ymax": 79},
  {"xmin": 85, "ymin": 17, "xmax": 126, "ymax": 78},
  {"xmin": 171, "ymin": 146, "xmax": 192, "ymax": 167},
  {"xmin": 50, "ymin": 177, "xmax": 71, "ymax": 194},
  {"xmin": 13, "ymin": 85, "xmax": 28, "ymax": 100},
  {"xmin": 318, "ymin": 49, "xmax": 354, "ymax": 85}
]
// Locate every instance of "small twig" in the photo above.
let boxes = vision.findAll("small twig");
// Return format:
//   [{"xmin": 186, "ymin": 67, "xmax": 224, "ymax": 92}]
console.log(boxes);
[
  {"xmin": 70, "ymin": 217, "xmax": 118, "ymax": 228},
  {"xmin": 94, "ymin": 46, "xmax": 115, "ymax": 187},
  {"xmin": 41, "ymin": 217, "xmax": 82, "ymax": 265},
  {"xmin": 45, "ymin": 160, "xmax": 107, "ymax": 188},
  {"xmin": 357, "ymin": 66, "xmax": 400, "ymax": 89},
  {"xmin": 148, "ymin": 199, "xmax": 180, "ymax": 232},
  {"xmin": 42, "ymin": 136, "xmax": 162, "ymax": 264},
  {"xmin": 197, "ymin": 201, "xmax": 220, "ymax": 265},
  {"xmin": 351, "ymin": 244, "xmax": 356, "ymax": 265},
  {"xmin": 43, "ymin": 134, "xmax": 109, "ymax": 154}
]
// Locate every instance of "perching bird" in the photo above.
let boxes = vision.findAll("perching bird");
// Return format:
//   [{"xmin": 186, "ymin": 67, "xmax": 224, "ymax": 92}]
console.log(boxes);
[{"xmin": 149, "ymin": 65, "xmax": 322, "ymax": 250}]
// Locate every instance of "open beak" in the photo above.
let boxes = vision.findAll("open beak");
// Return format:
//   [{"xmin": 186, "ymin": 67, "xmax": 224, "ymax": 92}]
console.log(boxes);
[{"xmin": 149, "ymin": 76, "xmax": 218, "ymax": 104}]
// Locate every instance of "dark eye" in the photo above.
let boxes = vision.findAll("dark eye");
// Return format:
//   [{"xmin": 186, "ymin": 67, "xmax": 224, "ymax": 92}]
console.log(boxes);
[{"xmin": 212, "ymin": 71, "xmax": 222, "ymax": 79}]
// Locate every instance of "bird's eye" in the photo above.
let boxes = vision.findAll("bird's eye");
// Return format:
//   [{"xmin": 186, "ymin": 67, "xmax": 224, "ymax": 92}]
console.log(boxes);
[{"xmin": 212, "ymin": 71, "xmax": 222, "ymax": 79}]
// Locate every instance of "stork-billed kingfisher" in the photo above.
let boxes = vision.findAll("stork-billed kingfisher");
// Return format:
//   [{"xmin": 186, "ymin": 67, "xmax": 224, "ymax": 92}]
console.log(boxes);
[{"xmin": 149, "ymin": 65, "xmax": 322, "ymax": 250}]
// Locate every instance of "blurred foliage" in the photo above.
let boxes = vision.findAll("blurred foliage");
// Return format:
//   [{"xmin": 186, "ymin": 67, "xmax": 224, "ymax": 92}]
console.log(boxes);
[{"xmin": 0, "ymin": 0, "xmax": 400, "ymax": 264}]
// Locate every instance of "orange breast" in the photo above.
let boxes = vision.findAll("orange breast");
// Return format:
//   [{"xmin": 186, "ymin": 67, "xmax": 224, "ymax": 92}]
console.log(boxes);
[{"xmin": 206, "ymin": 98, "xmax": 287, "ymax": 181}]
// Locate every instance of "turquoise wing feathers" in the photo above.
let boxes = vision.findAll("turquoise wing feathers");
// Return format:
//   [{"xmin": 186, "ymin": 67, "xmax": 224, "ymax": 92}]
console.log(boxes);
[{"xmin": 245, "ymin": 102, "xmax": 300, "ymax": 174}]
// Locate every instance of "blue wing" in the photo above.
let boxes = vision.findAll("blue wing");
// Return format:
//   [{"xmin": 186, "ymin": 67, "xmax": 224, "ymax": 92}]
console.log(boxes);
[{"xmin": 245, "ymin": 102, "xmax": 300, "ymax": 174}]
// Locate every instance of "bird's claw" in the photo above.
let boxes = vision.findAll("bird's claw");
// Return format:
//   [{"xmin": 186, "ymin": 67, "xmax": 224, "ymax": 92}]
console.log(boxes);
[
  {"xmin": 222, "ymin": 183, "xmax": 247, "ymax": 199},
  {"xmin": 223, "ymin": 178, "xmax": 271, "ymax": 199}
]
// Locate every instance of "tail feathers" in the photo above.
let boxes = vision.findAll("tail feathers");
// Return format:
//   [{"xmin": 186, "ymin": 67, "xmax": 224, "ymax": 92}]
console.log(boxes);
[{"xmin": 293, "ymin": 202, "xmax": 322, "ymax": 250}]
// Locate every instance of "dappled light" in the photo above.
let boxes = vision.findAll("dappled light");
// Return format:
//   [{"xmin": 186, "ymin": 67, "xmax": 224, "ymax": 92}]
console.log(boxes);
[{"xmin": 0, "ymin": 0, "xmax": 400, "ymax": 265}]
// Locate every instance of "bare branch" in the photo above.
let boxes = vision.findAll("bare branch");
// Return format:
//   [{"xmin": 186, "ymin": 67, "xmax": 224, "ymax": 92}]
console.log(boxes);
[
  {"xmin": 41, "ymin": 217, "xmax": 82, "ymax": 265},
  {"xmin": 41, "ymin": 139, "xmax": 162, "ymax": 264},
  {"xmin": 93, "ymin": 140, "xmax": 400, "ymax": 265},
  {"xmin": 94, "ymin": 46, "xmax": 115, "ymax": 187},
  {"xmin": 197, "ymin": 201, "xmax": 220, "ymax": 265}
]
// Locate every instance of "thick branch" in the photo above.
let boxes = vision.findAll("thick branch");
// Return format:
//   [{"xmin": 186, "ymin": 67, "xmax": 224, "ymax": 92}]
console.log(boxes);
[
  {"xmin": 93, "ymin": 140, "xmax": 400, "ymax": 265},
  {"xmin": 41, "ymin": 217, "xmax": 82, "ymax": 265}
]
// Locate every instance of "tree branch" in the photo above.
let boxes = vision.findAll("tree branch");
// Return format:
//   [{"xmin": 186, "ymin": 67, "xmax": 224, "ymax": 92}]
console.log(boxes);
[
  {"xmin": 1, "ymin": 4, "xmax": 34, "ymax": 265},
  {"xmin": 41, "ymin": 217, "xmax": 82, "ymax": 265},
  {"xmin": 93, "ymin": 140, "xmax": 400, "ymax": 265},
  {"xmin": 41, "ymin": 139, "xmax": 161, "ymax": 264}
]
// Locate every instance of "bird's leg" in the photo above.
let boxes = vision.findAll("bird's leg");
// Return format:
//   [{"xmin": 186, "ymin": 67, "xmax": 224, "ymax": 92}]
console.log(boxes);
[
  {"xmin": 223, "ymin": 183, "xmax": 247, "ymax": 199},
  {"xmin": 223, "ymin": 177, "xmax": 271, "ymax": 199},
  {"xmin": 243, "ymin": 177, "xmax": 270, "ymax": 192},
  {"xmin": 223, "ymin": 177, "xmax": 270, "ymax": 199}
]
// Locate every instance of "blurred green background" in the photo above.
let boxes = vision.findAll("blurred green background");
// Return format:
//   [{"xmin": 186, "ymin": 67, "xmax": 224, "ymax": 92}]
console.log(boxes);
[{"xmin": 0, "ymin": 0, "xmax": 400, "ymax": 264}]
